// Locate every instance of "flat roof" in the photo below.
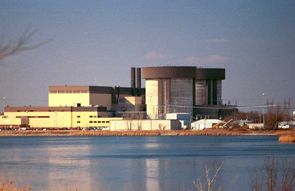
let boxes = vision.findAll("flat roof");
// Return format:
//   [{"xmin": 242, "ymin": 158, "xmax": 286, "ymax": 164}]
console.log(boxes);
[
  {"xmin": 196, "ymin": 68, "xmax": 225, "ymax": 80},
  {"xmin": 48, "ymin": 85, "xmax": 113, "ymax": 94},
  {"xmin": 49, "ymin": 85, "xmax": 145, "ymax": 95},
  {"xmin": 142, "ymin": 66, "xmax": 196, "ymax": 79},
  {"xmin": 4, "ymin": 106, "xmax": 108, "ymax": 112},
  {"xmin": 141, "ymin": 66, "xmax": 225, "ymax": 80}
]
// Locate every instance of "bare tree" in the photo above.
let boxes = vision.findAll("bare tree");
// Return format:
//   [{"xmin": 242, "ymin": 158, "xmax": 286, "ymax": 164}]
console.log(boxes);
[
  {"xmin": 251, "ymin": 158, "xmax": 295, "ymax": 191},
  {"xmin": 194, "ymin": 162, "xmax": 223, "ymax": 191},
  {"xmin": 0, "ymin": 26, "xmax": 48, "ymax": 60},
  {"xmin": 264, "ymin": 104, "xmax": 292, "ymax": 130}
]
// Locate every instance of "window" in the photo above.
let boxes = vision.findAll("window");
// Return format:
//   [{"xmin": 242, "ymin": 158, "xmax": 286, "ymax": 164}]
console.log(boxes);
[
  {"xmin": 89, "ymin": 121, "xmax": 93, "ymax": 123},
  {"xmin": 90, "ymin": 116, "xmax": 93, "ymax": 118},
  {"xmin": 16, "ymin": 116, "xmax": 49, "ymax": 118},
  {"xmin": 77, "ymin": 116, "xmax": 80, "ymax": 118},
  {"xmin": 77, "ymin": 121, "xmax": 80, "ymax": 123}
]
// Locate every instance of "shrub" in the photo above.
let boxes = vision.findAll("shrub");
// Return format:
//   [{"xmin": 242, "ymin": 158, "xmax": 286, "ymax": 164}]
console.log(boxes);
[{"xmin": 0, "ymin": 181, "xmax": 31, "ymax": 191}]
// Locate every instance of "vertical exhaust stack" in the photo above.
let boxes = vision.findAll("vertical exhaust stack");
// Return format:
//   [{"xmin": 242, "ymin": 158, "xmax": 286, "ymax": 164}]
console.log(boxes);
[
  {"xmin": 131, "ymin": 67, "xmax": 136, "ymax": 89},
  {"xmin": 136, "ymin": 68, "xmax": 141, "ymax": 89},
  {"xmin": 131, "ymin": 67, "xmax": 142, "ymax": 96}
]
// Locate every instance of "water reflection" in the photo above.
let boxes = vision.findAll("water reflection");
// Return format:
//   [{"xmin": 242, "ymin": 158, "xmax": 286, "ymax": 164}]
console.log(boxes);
[
  {"xmin": 0, "ymin": 138, "xmax": 93, "ymax": 191},
  {"xmin": 46, "ymin": 145, "xmax": 92, "ymax": 191},
  {"xmin": 0, "ymin": 136, "xmax": 294, "ymax": 191},
  {"xmin": 145, "ymin": 159, "xmax": 159, "ymax": 191}
]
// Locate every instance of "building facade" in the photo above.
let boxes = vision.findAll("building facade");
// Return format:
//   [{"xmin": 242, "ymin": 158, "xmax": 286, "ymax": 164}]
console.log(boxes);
[
  {"xmin": 48, "ymin": 86, "xmax": 113, "ymax": 109},
  {"xmin": 48, "ymin": 85, "xmax": 145, "ymax": 112},
  {"xmin": 0, "ymin": 106, "xmax": 122, "ymax": 129},
  {"xmin": 141, "ymin": 66, "xmax": 232, "ymax": 119},
  {"xmin": 109, "ymin": 119, "xmax": 181, "ymax": 131}
]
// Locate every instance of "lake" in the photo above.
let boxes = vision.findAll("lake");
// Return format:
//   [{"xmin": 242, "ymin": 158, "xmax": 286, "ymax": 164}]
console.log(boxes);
[{"xmin": 0, "ymin": 136, "xmax": 294, "ymax": 191}]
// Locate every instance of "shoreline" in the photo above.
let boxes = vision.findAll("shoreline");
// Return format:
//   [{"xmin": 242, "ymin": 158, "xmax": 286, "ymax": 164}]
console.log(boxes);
[{"xmin": 0, "ymin": 129, "xmax": 294, "ymax": 138}]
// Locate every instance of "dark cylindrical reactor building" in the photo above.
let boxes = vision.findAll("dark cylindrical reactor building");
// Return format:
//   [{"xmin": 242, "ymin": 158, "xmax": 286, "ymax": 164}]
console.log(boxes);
[{"xmin": 141, "ymin": 66, "xmax": 225, "ymax": 119}]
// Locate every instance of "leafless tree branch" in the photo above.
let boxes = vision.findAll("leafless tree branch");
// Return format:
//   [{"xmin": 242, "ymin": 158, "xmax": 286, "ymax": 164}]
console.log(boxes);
[
  {"xmin": 0, "ymin": 26, "xmax": 50, "ymax": 60},
  {"xmin": 194, "ymin": 162, "xmax": 223, "ymax": 191},
  {"xmin": 251, "ymin": 158, "xmax": 295, "ymax": 191}
]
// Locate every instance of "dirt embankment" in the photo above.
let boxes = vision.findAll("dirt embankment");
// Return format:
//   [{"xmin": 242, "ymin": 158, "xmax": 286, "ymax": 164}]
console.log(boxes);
[{"xmin": 0, "ymin": 128, "xmax": 294, "ymax": 138}]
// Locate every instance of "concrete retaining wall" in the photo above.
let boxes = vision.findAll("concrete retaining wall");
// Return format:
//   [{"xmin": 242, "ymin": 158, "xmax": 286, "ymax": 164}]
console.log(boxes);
[{"xmin": 109, "ymin": 120, "xmax": 181, "ymax": 131}]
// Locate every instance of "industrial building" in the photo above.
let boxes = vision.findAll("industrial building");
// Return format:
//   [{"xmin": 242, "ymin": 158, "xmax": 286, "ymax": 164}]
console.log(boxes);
[
  {"xmin": 191, "ymin": 119, "xmax": 225, "ymax": 130},
  {"xmin": 0, "ymin": 66, "xmax": 236, "ymax": 129},
  {"xmin": 142, "ymin": 66, "xmax": 235, "ymax": 120},
  {"xmin": 0, "ymin": 80, "xmax": 145, "ymax": 129},
  {"xmin": 0, "ymin": 106, "xmax": 122, "ymax": 129},
  {"xmin": 48, "ymin": 85, "xmax": 145, "ymax": 112}
]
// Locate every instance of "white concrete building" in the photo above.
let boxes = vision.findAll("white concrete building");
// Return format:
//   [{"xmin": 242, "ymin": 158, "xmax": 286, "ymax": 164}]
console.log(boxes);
[
  {"xmin": 108, "ymin": 119, "xmax": 181, "ymax": 131},
  {"xmin": 191, "ymin": 119, "xmax": 224, "ymax": 130},
  {"xmin": 166, "ymin": 113, "xmax": 191, "ymax": 128}
]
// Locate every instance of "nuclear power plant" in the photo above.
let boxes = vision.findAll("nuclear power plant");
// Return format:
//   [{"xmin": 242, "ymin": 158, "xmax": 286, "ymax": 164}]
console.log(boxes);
[
  {"xmin": 141, "ymin": 66, "xmax": 230, "ymax": 119},
  {"xmin": 0, "ymin": 66, "xmax": 236, "ymax": 129}
]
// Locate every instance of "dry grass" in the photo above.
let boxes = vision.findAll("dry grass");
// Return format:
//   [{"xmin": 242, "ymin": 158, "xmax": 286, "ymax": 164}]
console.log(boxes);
[
  {"xmin": 0, "ymin": 181, "xmax": 31, "ymax": 191},
  {"xmin": 278, "ymin": 135, "xmax": 295, "ymax": 143}
]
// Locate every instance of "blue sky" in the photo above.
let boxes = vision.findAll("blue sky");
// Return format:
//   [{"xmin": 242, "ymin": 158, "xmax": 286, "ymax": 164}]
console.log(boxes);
[{"xmin": 1, "ymin": 0, "xmax": 295, "ymax": 111}]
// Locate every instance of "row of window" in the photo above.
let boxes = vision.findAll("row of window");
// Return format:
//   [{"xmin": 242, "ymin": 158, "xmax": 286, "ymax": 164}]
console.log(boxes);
[
  {"xmin": 89, "ymin": 121, "xmax": 109, "ymax": 123},
  {"xmin": 16, "ymin": 110, "xmax": 67, "ymax": 112},
  {"xmin": 76, "ymin": 121, "xmax": 109, "ymax": 124},
  {"xmin": 16, "ymin": 116, "xmax": 50, "ymax": 118},
  {"xmin": 50, "ymin": 91, "xmax": 88, "ymax": 93},
  {"xmin": 77, "ymin": 116, "xmax": 101, "ymax": 118}
]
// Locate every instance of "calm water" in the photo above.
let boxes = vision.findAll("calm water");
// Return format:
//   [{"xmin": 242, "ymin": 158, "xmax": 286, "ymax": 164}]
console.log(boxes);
[{"xmin": 0, "ymin": 136, "xmax": 294, "ymax": 191}]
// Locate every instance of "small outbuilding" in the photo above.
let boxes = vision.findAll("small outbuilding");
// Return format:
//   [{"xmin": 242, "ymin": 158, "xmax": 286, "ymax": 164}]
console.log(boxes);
[
  {"xmin": 166, "ymin": 113, "xmax": 191, "ymax": 128},
  {"xmin": 247, "ymin": 123, "xmax": 264, "ymax": 129},
  {"xmin": 191, "ymin": 119, "xmax": 224, "ymax": 130}
]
